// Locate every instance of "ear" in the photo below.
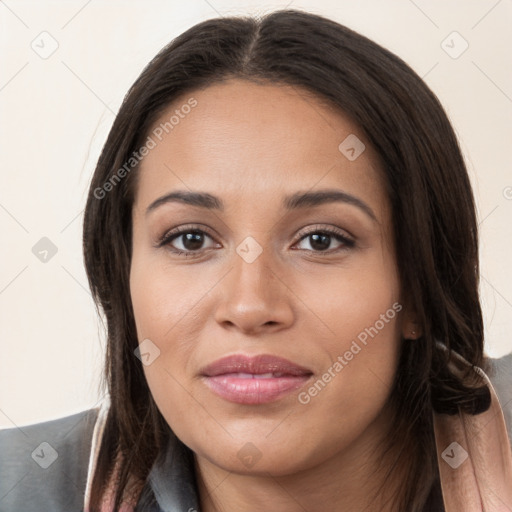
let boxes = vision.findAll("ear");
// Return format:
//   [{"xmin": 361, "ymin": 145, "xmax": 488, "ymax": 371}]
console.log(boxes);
[{"xmin": 400, "ymin": 302, "xmax": 422, "ymax": 340}]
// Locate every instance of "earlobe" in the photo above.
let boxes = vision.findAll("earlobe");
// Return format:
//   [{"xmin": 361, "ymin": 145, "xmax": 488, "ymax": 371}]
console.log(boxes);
[
  {"xmin": 402, "ymin": 321, "xmax": 421, "ymax": 340},
  {"xmin": 400, "ymin": 301, "xmax": 422, "ymax": 340}
]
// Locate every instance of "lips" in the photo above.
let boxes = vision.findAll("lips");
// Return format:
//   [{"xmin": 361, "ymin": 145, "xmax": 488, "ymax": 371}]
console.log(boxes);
[{"xmin": 200, "ymin": 354, "xmax": 313, "ymax": 404}]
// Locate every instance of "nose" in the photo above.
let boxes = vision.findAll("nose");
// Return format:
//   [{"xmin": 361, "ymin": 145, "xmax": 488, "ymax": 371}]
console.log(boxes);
[{"xmin": 213, "ymin": 240, "xmax": 295, "ymax": 335}]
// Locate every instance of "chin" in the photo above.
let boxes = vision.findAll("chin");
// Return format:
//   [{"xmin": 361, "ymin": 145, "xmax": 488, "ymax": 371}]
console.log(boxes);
[
  {"xmin": 191, "ymin": 432, "xmax": 331, "ymax": 478},
  {"xmin": 202, "ymin": 449, "xmax": 306, "ymax": 477}
]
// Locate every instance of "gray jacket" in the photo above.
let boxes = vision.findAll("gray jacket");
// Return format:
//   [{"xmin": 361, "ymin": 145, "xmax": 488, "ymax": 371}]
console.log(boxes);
[{"xmin": 1, "ymin": 353, "xmax": 511, "ymax": 511}]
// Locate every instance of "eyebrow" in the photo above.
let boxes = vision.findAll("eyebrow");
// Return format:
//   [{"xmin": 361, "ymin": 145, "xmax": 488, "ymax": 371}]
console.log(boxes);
[{"xmin": 146, "ymin": 189, "xmax": 377, "ymax": 221}]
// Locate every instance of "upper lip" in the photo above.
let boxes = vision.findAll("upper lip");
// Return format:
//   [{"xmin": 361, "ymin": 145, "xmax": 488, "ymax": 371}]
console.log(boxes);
[{"xmin": 200, "ymin": 354, "xmax": 313, "ymax": 377}]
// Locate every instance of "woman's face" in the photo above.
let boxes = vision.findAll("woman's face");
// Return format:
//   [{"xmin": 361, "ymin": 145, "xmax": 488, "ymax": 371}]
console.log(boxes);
[{"xmin": 130, "ymin": 79, "xmax": 414, "ymax": 476}]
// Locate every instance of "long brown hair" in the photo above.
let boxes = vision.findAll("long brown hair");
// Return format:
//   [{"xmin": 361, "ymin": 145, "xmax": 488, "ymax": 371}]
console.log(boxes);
[{"xmin": 83, "ymin": 9, "xmax": 489, "ymax": 511}]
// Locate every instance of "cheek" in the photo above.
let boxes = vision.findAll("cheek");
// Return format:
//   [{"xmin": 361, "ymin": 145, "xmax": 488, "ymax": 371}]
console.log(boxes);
[
  {"xmin": 303, "ymin": 302, "xmax": 402, "ymax": 408},
  {"xmin": 129, "ymin": 249, "xmax": 205, "ymax": 342},
  {"xmin": 129, "ymin": 251, "xmax": 213, "ymax": 425},
  {"xmin": 309, "ymin": 248, "xmax": 401, "ymax": 358},
  {"xmin": 296, "ymin": 253, "xmax": 402, "ymax": 423},
  {"xmin": 129, "ymin": 259, "xmax": 206, "ymax": 446}
]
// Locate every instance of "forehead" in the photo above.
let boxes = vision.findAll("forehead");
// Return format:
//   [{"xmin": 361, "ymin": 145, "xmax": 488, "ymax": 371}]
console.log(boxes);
[{"xmin": 134, "ymin": 79, "xmax": 387, "ymax": 216}]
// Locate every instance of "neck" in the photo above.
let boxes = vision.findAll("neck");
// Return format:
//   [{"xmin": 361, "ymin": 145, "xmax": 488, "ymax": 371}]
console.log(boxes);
[{"xmin": 194, "ymin": 408, "xmax": 408, "ymax": 512}]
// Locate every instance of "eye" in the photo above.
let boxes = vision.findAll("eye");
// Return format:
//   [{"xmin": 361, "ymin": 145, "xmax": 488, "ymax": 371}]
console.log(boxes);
[
  {"xmin": 157, "ymin": 225, "xmax": 219, "ymax": 257},
  {"xmin": 293, "ymin": 227, "xmax": 355, "ymax": 253}
]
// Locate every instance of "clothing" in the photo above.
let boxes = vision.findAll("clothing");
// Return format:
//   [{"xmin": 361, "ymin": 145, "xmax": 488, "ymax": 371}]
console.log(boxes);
[
  {"xmin": 1, "ymin": 351, "xmax": 511, "ymax": 512},
  {"xmin": 0, "ymin": 407, "xmax": 97, "ymax": 511}
]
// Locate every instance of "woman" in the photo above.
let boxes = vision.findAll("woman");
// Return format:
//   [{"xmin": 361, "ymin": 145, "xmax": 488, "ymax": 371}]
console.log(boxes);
[{"xmin": 1, "ymin": 9, "xmax": 511, "ymax": 512}]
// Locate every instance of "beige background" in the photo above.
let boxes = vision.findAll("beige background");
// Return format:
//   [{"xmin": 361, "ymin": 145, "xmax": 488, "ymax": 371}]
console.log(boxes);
[{"xmin": 1, "ymin": 0, "xmax": 511, "ymax": 429}]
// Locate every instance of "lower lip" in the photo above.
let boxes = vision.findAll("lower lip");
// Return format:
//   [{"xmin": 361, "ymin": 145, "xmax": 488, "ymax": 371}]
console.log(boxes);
[{"xmin": 202, "ymin": 374, "xmax": 312, "ymax": 404}]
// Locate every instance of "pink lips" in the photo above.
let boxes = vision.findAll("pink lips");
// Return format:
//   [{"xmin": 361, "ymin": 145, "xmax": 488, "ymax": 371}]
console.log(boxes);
[{"xmin": 200, "ymin": 354, "xmax": 313, "ymax": 404}]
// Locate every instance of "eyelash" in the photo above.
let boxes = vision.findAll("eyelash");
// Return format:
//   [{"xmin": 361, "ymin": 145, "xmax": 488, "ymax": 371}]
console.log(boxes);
[{"xmin": 157, "ymin": 224, "xmax": 355, "ymax": 258}]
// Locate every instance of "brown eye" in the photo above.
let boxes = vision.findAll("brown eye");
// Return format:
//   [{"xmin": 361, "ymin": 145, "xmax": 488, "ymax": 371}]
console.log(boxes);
[
  {"xmin": 294, "ymin": 228, "xmax": 355, "ymax": 253},
  {"xmin": 158, "ymin": 227, "xmax": 218, "ymax": 257},
  {"xmin": 173, "ymin": 231, "xmax": 208, "ymax": 251}
]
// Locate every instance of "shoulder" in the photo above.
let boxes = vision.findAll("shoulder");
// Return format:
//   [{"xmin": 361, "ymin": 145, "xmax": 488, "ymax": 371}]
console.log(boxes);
[
  {"xmin": 0, "ymin": 407, "xmax": 99, "ymax": 512},
  {"xmin": 486, "ymin": 352, "xmax": 512, "ymax": 441}
]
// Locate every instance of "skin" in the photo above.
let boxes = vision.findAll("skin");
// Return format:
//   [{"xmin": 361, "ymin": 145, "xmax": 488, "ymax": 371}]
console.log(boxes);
[{"xmin": 129, "ymin": 79, "xmax": 419, "ymax": 511}]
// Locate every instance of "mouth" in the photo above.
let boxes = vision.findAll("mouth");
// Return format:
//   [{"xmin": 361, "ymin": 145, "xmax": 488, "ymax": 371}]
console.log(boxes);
[{"xmin": 199, "ymin": 354, "xmax": 314, "ymax": 405}]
